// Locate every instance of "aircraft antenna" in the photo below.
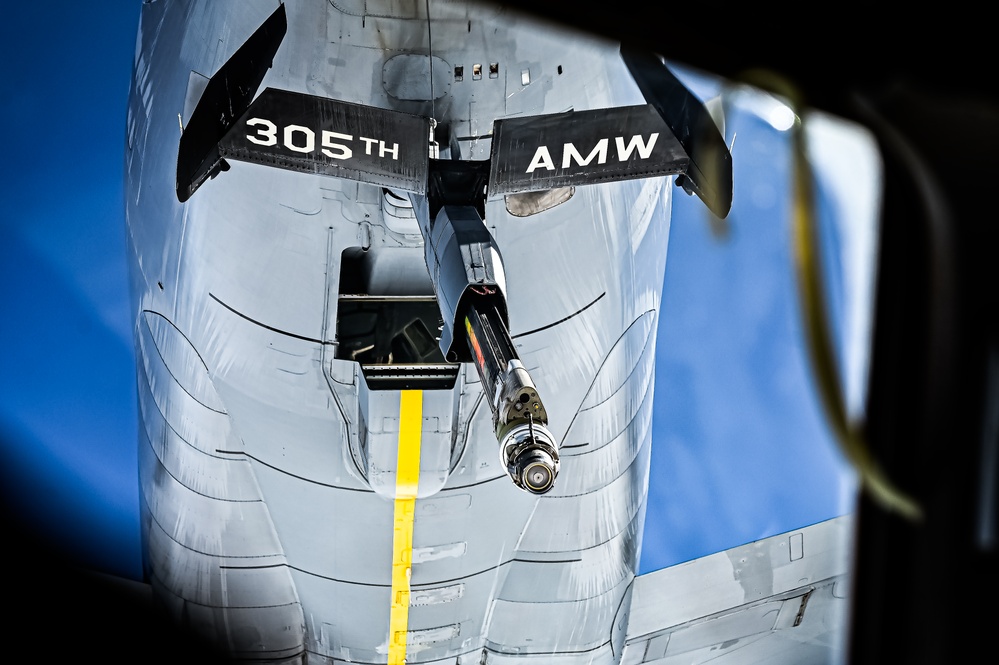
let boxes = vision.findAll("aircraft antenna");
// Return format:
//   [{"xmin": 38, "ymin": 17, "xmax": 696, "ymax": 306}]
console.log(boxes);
[{"xmin": 426, "ymin": 0, "xmax": 436, "ymax": 119}]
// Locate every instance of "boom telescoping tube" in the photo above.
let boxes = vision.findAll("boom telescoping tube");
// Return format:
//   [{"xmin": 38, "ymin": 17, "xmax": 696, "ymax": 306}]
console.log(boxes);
[{"xmin": 463, "ymin": 301, "xmax": 560, "ymax": 494}]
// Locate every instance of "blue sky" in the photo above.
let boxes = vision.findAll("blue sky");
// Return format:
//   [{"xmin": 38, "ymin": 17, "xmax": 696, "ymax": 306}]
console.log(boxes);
[{"xmin": 0, "ymin": 1, "xmax": 861, "ymax": 582}]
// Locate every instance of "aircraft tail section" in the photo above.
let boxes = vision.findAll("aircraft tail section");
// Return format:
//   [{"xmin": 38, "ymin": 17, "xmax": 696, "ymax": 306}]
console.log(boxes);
[
  {"xmin": 175, "ymin": 5, "xmax": 732, "ymax": 220},
  {"xmin": 169, "ymin": 1, "xmax": 733, "ymax": 505},
  {"xmin": 186, "ymin": 89, "xmax": 727, "ymax": 216}
]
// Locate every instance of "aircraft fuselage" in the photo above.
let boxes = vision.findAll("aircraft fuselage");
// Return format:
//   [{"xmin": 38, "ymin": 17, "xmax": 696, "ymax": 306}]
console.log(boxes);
[{"xmin": 126, "ymin": 1, "xmax": 672, "ymax": 662}]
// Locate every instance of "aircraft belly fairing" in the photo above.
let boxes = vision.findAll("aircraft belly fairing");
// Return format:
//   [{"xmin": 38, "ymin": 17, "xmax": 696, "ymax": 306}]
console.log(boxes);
[{"xmin": 123, "ymin": 2, "xmax": 847, "ymax": 664}]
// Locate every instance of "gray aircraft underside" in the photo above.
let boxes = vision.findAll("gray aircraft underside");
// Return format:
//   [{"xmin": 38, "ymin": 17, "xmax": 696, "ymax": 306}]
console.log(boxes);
[{"xmin": 125, "ymin": 0, "xmax": 850, "ymax": 663}]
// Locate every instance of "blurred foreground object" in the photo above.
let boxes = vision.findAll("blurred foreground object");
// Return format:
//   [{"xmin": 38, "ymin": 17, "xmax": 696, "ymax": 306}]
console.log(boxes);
[{"xmin": 494, "ymin": 4, "xmax": 999, "ymax": 663}]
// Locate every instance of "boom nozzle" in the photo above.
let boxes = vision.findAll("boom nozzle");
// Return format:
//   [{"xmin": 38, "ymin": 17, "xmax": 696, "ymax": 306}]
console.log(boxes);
[
  {"xmin": 500, "ymin": 419, "xmax": 560, "ymax": 494},
  {"xmin": 464, "ymin": 302, "xmax": 560, "ymax": 494}
]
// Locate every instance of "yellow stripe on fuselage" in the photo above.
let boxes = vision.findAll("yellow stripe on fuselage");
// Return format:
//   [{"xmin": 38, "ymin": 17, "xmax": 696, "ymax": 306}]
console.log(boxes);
[{"xmin": 388, "ymin": 390, "xmax": 422, "ymax": 665}]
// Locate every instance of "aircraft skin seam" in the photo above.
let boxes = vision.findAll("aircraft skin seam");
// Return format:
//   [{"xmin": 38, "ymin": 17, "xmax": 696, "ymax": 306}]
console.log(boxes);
[
  {"xmin": 494, "ymin": 565, "xmax": 639, "ymax": 616},
  {"xmin": 551, "ymin": 387, "xmax": 654, "ymax": 499},
  {"xmin": 147, "ymin": 578, "xmax": 303, "ymax": 611},
  {"xmin": 576, "ymin": 310, "xmax": 657, "ymax": 414},
  {"xmin": 136, "ymin": 361, "xmax": 237, "ymax": 462},
  {"xmin": 144, "ymin": 510, "xmax": 285, "ymax": 561},
  {"xmin": 561, "ymin": 348, "xmax": 656, "ymax": 459},
  {"xmin": 138, "ymin": 327, "xmax": 227, "ymax": 415},
  {"xmin": 578, "ymin": 309, "xmax": 656, "ymax": 411},
  {"xmin": 536, "ymin": 433, "xmax": 650, "ymax": 543},
  {"xmin": 561, "ymin": 308, "xmax": 656, "ymax": 439},
  {"xmin": 446, "ymin": 387, "xmax": 481, "ymax": 476},
  {"xmin": 518, "ymin": 485, "xmax": 649, "ymax": 557},
  {"xmin": 140, "ymin": 309, "xmax": 227, "ymax": 413},
  {"xmin": 141, "ymin": 428, "xmax": 262, "ymax": 503},
  {"xmin": 287, "ymin": 565, "xmax": 395, "ymax": 588},
  {"xmin": 304, "ymin": 652, "xmax": 385, "ymax": 665},
  {"xmin": 510, "ymin": 515, "xmax": 635, "ymax": 560},
  {"xmin": 208, "ymin": 292, "xmax": 334, "ymax": 345},
  {"xmin": 510, "ymin": 291, "xmax": 606, "ymax": 339},
  {"xmin": 152, "ymin": 574, "xmax": 306, "ymax": 656},
  {"xmin": 302, "ymin": 647, "xmax": 484, "ymax": 665},
  {"xmin": 304, "ymin": 640, "xmax": 494, "ymax": 665},
  {"xmin": 220, "ymin": 449, "xmax": 376, "ymax": 493},
  {"xmin": 288, "ymin": 558, "xmax": 517, "ymax": 589},
  {"xmin": 487, "ymin": 637, "xmax": 612, "ymax": 656},
  {"xmin": 512, "ymin": 558, "xmax": 583, "ymax": 564}
]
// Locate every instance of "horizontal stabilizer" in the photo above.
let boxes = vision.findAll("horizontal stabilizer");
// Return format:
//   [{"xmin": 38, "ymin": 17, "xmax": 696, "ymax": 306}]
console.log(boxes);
[
  {"xmin": 489, "ymin": 104, "xmax": 688, "ymax": 195},
  {"xmin": 174, "ymin": 4, "xmax": 730, "ymax": 216},
  {"xmin": 176, "ymin": 3, "xmax": 287, "ymax": 202},
  {"xmin": 217, "ymin": 88, "xmax": 431, "ymax": 194},
  {"xmin": 621, "ymin": 47, "xmax": 733, "ymax": 218}
]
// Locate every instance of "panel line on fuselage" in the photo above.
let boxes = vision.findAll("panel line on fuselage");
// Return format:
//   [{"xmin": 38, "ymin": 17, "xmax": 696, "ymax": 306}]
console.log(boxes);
[
  {"xmin": 288, "ymin": 558, "xmax": 516, "ymax": 589},
  {"xmin": 208, "ymin": 292, "xmax": 334, "ymax": 345},
  {"xmin": 214, "ymin": 449, "xmax": 375, "ymax": 492},
  {"xmin": 510, "ymin": 291, "xmax": 606, "ymax": 339}
]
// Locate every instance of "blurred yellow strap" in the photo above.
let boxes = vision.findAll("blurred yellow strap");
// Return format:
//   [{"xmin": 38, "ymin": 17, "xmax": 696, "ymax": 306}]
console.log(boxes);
[{"xmin": 745, "ymin": 71, "xmax": 923, "ymax": 521}]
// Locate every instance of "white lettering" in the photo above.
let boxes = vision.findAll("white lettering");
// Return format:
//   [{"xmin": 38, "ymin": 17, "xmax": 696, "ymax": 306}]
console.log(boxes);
[
  {"xmin": 246, "ymin": 118, "xmax": 277, "ymax": 146},
  {"xmin": 526, "ymin": 146, "xmax": 555, "ymax": 173},
  {"xmin": 242, "ymin": 119, "xmax": 403, "ymax": 162},
  {"xmin": 322, "ymin": 131, "xmax": 352, "ymax": 160},
  {"xmin": 615, "ymin": 133, "xmax": 658, "ymax": 160},
  {"xmin": 359, "ymin": 137, "xmax": 379, "ymax": 155},
  {"xmin": 562, "ymin": 138, "xmax": 608, "ymax": 168},
  {"xmin": 283, "ymin": 124, "xmax": 315, "ymax": 153},
  {"xmin": 379, "ymin": 141, "xmax": 399, "ymax": 160}
]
